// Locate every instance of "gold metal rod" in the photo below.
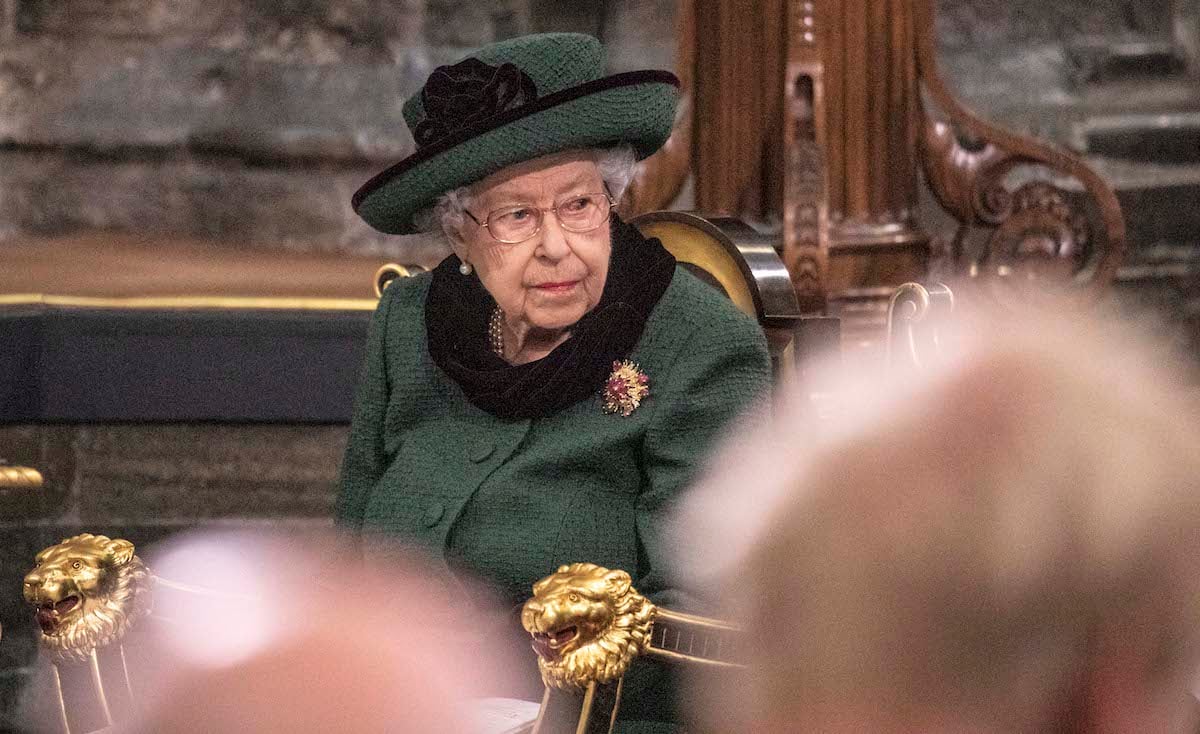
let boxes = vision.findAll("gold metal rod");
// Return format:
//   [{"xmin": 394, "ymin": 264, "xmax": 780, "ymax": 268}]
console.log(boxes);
[
  {"xmin": 606, "ymin": 676, "xmax": 624, "ymax": 734},
  {"xmin": 653, "ymin": 607, "xmax": 742, "ymax": 631},
  {"xmin": 0, "ymin": 466, "xmax": 43, "ymax": 488},
  {"xmin": 51, "ymin": 664, "xmax": 71, "ymax": 734},
  {"xmin": 119, "ymin": 644, "xmax": 136, "ymax": 703},
  {"xmin": 644, "ymin": 647, "xmax": 745, "ymax": 668},
  {"xmin": 574, "ymin": 681, "xmax": 596, "ymax": 734},
  {"xmin": 151, "ymin": 575, "xmax": 255, "ymax": 600},
  {"xmin": 89, "ymin": 649, "xmax": 114, "ymax": 726},
  {"xmin": 530, "ymin": 687, "xmax": 552, "ymax": 734}
]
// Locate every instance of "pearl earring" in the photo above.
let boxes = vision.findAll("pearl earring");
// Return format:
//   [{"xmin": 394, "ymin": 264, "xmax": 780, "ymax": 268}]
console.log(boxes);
[{"xmin": 459, "ymin": 261, "xmax": 473, "ymax": 276}]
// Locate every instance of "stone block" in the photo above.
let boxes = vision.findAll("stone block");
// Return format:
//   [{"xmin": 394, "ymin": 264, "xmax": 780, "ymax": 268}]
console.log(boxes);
[
  {"xmin": 601, "ymin": 0, "xmax": 677, "ymax": 73},
  {"xmin": 934, "ymin": 0, "xmax": 1164, "ymax": 49},
  {"xmin": 1118, "ymin": 183, "xmax": 1200, "ymax": 247},
  {"xmin": 237, "ymin": 0, "xmax": 426, "ymax": 56},
  {"xmin": 936, "ymin": 43, "xmax": 1076, "ymax": 116},
  {"xmin": 74, "ymin": 424, "xmax": 348, "ymax": 521},
  {"xmin": 16, "ymin": 0, "xmax": 224, "ymax": 38},
  {"xmin": 0, "ymin": 37, "xmax": 421, "ymax": 158},
  {"xmin": 529, "ymin": 0, "xmax": 602, "ymax": 36},
  {"xmin": 424, "ymin": 0, "xmax": 531, "ymax": 47},
  {"xmin": 15, "ymin": 0, "xmax": 426, "ymax": 52},
  {"xmin": 0, "ymin": 150, "xmax": 453, "ymax": 264}
]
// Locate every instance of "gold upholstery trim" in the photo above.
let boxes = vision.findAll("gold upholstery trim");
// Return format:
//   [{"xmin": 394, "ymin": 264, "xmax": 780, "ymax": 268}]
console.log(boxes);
[{"xmin": 633, "ymin": 220, "xmax": 758, "ymax": 318}]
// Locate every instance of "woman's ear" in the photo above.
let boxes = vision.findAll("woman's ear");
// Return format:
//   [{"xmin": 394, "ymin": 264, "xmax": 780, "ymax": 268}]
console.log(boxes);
[{"xmin": 445, "ymin": 226, "xmax": 470, "ymax": 262}]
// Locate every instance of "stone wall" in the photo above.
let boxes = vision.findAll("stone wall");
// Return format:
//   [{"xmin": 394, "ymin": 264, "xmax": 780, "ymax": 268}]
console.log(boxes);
[
  {"xmin": 1, "ymin": 0, "xmax": 1192, "ymax": 257},
  {"xmin": 0, "ymin": 0, "xmax": 675, "ymax": 255}
]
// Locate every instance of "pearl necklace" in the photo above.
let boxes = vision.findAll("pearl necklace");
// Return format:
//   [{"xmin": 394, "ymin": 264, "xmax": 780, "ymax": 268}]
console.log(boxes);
[{"xmin": 488, "ymin": 307, "xmax": 505, "ymax": 357}]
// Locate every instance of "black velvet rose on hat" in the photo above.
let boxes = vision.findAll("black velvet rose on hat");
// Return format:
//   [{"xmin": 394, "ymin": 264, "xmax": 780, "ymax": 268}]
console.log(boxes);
[{"xmin": 413, "ymin": 58, "xmax": 539, "ymax": 148}]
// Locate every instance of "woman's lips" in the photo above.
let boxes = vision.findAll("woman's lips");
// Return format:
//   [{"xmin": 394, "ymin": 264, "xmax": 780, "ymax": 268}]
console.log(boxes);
[{"xmin": 533, "ymin": 280, "xmax": 579, "ymax": 294}]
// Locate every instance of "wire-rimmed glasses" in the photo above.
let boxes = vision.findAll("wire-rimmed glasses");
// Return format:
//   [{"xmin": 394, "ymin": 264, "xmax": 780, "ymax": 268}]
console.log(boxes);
[{"xmin": 464, "ymin": 192, "xmax": 615, "ymax": 244}]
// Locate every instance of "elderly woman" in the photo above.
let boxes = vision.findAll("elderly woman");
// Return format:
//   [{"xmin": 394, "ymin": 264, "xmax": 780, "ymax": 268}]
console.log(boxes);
[{"xmin": 335, "ymin": 33, "xmax": 770, "ymax": 725}]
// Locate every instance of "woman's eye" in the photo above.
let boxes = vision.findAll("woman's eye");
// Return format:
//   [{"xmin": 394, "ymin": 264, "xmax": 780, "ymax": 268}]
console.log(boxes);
[
  {"xmin": 500, "ymin": 207, "xmax": 535, "ymax": 223},
  {"xmin": 71, "ymin": 561, "xmax": 82, "ymax": 570},
  {"xmin": 562, "ymin": 197, "xmax": 590, "ymax": 213}
]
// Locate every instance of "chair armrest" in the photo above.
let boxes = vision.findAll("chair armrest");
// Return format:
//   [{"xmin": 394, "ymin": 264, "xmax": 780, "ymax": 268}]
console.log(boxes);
[{"xmin": 519, "ymin": 562, "xmax": 743, "ymax": 734}]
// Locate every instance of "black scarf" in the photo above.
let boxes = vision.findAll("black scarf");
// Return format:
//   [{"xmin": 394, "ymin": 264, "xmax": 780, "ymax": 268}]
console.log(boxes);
[{"xmin": 425, "ymin": 215, "xmax": 676, "ymax": 419}]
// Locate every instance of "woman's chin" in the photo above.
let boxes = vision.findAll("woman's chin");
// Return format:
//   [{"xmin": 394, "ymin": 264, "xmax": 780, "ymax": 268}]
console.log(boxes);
[{"xmin": 524, "ymin": 304, "xmax": 590, "ymax": 333}]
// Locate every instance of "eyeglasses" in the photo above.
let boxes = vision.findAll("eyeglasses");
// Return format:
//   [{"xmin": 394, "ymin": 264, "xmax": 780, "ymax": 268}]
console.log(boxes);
[{"xmin": 464, "ymin": 192, "xmax": 615, "ymax": 244}]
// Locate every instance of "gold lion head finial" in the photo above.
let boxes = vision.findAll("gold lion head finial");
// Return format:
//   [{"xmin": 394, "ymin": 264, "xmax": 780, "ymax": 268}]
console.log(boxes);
[
  {"xmin": 520, "ymin": 562, "xmax": 656, "ymax": 690},
  {"xmin": 23, "ymin": 533, "xmax": 153, "ymax": 663}
]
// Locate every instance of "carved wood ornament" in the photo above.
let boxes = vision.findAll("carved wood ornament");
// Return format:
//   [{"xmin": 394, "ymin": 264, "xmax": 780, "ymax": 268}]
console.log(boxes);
[{"xmin": 912, "ymin": 0, "xmax": 1125, "ymax": 295}]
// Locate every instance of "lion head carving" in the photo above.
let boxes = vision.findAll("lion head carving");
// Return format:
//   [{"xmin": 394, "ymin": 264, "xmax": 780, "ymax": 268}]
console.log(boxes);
[
  {"xmin": 23, "ymin": 533, "xmax": 153, "ymax": 663},
  {"xmin": 520, "ymin": 563, "xmax": 656, "ymax": 689}
]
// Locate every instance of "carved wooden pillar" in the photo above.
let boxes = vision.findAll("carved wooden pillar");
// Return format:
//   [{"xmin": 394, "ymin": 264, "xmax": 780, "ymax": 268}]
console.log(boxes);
[
  {"xmin": 690, "ymin": 0, "xmax": 786, "ymax": 219},
  {"xmin": 625, "ymin": 0, "xmax": 788, "ymax": 219},
  {"xmin": 783, "ymin": 0, "xmax": 930, "ymax": 344}
]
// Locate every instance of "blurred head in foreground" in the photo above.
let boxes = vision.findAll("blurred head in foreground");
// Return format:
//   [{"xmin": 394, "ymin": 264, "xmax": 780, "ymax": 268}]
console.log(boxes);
[
  {"xmin": 678, "ymin": 296, "xmax": 1200, "ymax": 732},
  {"xmin": 123, "ymin": 530, "xmax": 514, "ymax": 733}
]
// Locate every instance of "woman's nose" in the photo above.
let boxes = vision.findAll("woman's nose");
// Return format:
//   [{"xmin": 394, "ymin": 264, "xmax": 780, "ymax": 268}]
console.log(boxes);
[{"xmin": 535, "ymin": 214, "xmax": 571, "ymax": 260}]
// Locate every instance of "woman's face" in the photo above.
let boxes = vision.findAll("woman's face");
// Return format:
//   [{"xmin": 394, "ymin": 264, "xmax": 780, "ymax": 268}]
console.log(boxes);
[{"xmin": 455, "ymin": 151, "xmax": 611, "ymax": 334}]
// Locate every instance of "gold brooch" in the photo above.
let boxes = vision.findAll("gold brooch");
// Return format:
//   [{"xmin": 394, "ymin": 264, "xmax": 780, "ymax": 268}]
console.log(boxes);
[{"xmin": 603, "ymin": 360, "xmax": 650, "ymax": 417}]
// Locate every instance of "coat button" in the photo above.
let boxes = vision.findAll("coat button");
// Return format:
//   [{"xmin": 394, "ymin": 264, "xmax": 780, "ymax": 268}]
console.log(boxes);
[
  {"xmin": 470, "ymin": 440, "xmax": 495, "ymax": 463},
  {"xmin": 422, "ymin": 502, "xmax": 445, "ymax": 527}
]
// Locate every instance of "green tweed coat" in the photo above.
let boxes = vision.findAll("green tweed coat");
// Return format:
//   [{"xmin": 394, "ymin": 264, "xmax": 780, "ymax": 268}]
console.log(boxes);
[{"xmin": 335, "ymin": 265, "xmax": 770, "ymax": 724}]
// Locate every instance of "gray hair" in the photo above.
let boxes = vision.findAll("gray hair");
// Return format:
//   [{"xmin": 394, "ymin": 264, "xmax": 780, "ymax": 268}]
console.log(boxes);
[{"xmin": 415, "ymin": 144, "xmax": 638, "ymax": 244}]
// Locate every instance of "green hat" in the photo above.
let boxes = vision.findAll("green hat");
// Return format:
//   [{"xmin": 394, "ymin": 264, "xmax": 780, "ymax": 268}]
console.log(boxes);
[{"xmin": 352, "ymin": 33, "xmax": 681, "ymax": 235}]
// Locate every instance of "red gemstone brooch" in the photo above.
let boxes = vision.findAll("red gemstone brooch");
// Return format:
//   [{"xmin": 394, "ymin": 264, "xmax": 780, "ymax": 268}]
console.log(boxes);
[{"xmin": 603, "ymin": 360, "xmax": 650, "ymax": 417}]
